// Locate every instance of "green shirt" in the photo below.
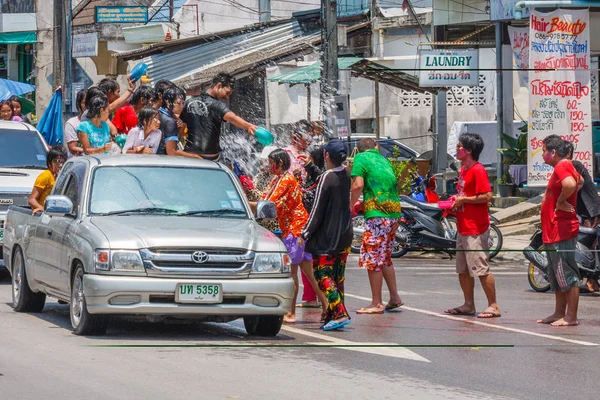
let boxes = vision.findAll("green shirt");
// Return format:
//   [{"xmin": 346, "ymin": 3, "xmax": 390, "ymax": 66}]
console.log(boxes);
[{"xmin": 351, "ymin": 149, "xmax": 402, "ymax": 219}]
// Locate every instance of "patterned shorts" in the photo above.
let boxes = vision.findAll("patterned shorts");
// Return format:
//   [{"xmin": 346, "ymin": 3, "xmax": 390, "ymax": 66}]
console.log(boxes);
[{"xmin": 359, "ymin": 217, "xmax": 400, "ymax": 271}]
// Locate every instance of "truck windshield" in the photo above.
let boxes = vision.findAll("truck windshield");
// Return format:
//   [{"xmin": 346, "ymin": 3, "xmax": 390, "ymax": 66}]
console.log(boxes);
[
  {"xmin": 89, "ymin": 166, "xmax": 249, "ymax": 218},
  {"xmin": 0, "ymin": 129, "xmax": 47, "ymax": 168}
]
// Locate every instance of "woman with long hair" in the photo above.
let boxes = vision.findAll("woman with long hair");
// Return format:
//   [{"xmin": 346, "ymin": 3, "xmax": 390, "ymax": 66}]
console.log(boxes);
[
  {"xmin": 122, "ymin": 107, "xmax": 162, "ymax": 154},
  {"xmin": 76, "ymin": 96, "xmax": 113, "ymax": 155},
  {"xmin": 0, "ymin": 100, "xmax": 22, "ymax": 122},
  {"xmin": 257, "ymin": 149, "xmax": 328, "ymax": 323},
  {"xmin": 9, "ymin": 96, "xmax": 31, "ymax": 124}
]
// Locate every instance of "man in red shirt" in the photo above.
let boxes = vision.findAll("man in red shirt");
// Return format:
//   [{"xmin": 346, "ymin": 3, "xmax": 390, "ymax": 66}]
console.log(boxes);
[
  {"xmin": 538, "ymin": 135, "xmax": 583, "ymax": 327},
  {"xmin": 445, "ymin": 133, "xmax": 500, "ymax": 318}
]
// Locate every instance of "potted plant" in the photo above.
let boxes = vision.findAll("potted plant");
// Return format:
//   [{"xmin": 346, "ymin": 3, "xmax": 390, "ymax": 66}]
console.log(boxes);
[
  {"xmin": 498, "ymin": 125, "xmax": 528, "ymax": 186},
  {"xmin": 497, "ymin": 174, "xmax": 515, "ymax": 197}
]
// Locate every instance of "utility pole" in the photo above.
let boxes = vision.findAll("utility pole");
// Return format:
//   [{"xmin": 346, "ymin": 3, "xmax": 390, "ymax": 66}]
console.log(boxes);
[
  {"xmin": 495, "ymin": 21, "xmax": 504, "ymax": 182},
  {"xmin": 52, "ymin": 0, "xmax": 64, "ymax": 91},
  {"xmin": 320, "ymin": 0, "xmax": 338, "ymax": 139}
]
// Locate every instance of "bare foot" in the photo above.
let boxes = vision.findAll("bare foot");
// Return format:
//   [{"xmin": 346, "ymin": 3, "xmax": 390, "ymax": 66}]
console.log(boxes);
[
  {"xmin": 537, "ymin": 314, "xmax": 564, "ymax": 324},
  {"xmin": 444, "ymin": 305, "xmax": 475, "ymax": 316},
  {"xmin": 550, "ymin": 317, "xmax": 579, "ymax": 327},
  {"xmin": 283, "ymin": 313, "xmax": 296, "ymax": 323}
]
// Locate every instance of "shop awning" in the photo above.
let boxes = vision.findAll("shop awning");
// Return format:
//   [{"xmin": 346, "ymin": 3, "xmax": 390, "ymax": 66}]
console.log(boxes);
[
  {"xmin": 269, "ymin": 57, "xmax": 435, "ymax": 94},
  {"xmin": 0, "ymin": 31, "xmax": 37, "ymax": 44}
]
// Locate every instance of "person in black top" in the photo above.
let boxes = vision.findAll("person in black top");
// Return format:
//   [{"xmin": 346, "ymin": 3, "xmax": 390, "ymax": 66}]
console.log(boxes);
[
  {"xmin": 299, "ymin": 139, "xmax": 353, "ymax": 331},
  {"xmin": 564, "ymin": 141, "xmax": 600, "ymax": 226},
  {"xmin": 565, "ymin": 141, "xmax": 600, "ymax": 292},
  {"xmin": 156, "ymin": 86, "xmax": 201, "ymax": 158},
  {"xmin": 180, "ymin": 73, "xmax": 257, "ymax": 160}
]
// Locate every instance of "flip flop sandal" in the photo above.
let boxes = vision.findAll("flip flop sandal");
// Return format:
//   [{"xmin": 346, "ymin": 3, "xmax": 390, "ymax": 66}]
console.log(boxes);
[
  {"xmin": 322, "ymin": 319, "xmax": 351, "ymax": 331},
  {"xmin": 444, "ymin": 307, "xmax": 476, "ymax": 316},
  {"xmin": 477, "ymin": 311, "xmax": 501, "ymax": 318},
  {"xmin": 385, "ymin": 302, "xmax": 404, "ymax": 311},
  {"xmin": 356, "ymin": 307, "xmax": 384, "ymax": 315}
]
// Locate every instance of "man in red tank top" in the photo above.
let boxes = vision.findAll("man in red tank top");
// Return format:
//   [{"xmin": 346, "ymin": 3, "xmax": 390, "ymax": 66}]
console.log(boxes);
[{"xmin": 537, "ymin": 135, "xmax": 583, "ymax": 327}]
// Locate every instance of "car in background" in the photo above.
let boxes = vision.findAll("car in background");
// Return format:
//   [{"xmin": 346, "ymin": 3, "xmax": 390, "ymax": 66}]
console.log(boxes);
[
  {"xmin": 343, "ymin": 135, "xmax": 420, "ymax": 160},
  {"xmin": 0, "ymin": 122, "xmax": 49, "ymax": 271}
]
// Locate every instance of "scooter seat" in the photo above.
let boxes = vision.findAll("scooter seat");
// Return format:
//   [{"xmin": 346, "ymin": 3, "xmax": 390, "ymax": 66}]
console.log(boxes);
[
  {"xmin": 401, "ymin": 195, "xmax": 441, "ymax": 211},
  {"xmin": 578, "ymin": 225, "xmax": 596, "ymax": 236}
]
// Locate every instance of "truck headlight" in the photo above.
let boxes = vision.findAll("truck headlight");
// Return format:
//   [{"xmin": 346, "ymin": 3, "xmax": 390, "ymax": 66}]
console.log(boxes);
[
  {"xmin": 111, "ymin": 250, "xmax": 145, "ymax": 273},
  {"xmin": 94, "ymin": 249, "xmax": 145, "ymax": 274},
  {"xmin": 252, "ymin": 253, "xmax": 291, "ymax": 274}
]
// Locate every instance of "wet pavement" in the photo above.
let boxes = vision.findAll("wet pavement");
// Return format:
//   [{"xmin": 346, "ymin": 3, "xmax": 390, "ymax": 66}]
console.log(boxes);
[{"xmin": 1, "ymin": 252, "xmax": 598, "ymax": 399}]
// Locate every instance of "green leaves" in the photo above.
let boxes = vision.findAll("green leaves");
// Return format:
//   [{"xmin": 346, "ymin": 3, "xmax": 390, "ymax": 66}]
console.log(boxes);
[{"xmin": 498, "ymin": 132, "xmax": 527, "ymax": 165}]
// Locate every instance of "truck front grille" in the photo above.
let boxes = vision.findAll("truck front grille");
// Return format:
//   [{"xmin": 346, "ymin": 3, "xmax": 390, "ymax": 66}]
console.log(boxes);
[{"xmin": 140, "ymin": 248, "xmax": 254, "ymax": 277}]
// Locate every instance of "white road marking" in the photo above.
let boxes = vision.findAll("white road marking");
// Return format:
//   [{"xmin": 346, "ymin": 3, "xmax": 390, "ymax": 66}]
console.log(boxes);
[
  {"xmin": 279, "ymin": 325, "xmax": 430, "ymax": 362},
  {"xmin": 414, "ymin": 272, "xmax": 525, "ymax": 276},
  {"xmin": 343, "ymin": 293, "xmax": 600, "ymax": 347}
]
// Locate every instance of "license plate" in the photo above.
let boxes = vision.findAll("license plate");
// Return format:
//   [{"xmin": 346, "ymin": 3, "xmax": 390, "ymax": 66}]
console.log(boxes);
[{"xmin": 175, "ymin": 284, "xmax": 222, "ymax": 304}]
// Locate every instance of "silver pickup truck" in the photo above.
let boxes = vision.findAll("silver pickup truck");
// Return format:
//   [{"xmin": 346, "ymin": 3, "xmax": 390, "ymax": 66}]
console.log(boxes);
[{"xmin": 3, "ymin": 155, "xmax": 293, "ymax": 336}]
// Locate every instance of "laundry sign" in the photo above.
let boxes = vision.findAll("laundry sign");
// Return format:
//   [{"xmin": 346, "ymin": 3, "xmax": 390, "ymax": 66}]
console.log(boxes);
[{"xmin": 419, "ymin": 49, "xmax": 479, "ymax": 87}]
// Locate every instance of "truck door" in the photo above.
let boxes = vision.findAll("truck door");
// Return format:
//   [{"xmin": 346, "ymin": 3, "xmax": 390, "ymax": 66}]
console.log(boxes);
[
  {"xmin": 42, "ymin": 162, "xmax": 86, "ymax": 297},
  {"xmin": 31, "ymin": 163, "xmax": 73, "ymax": 287}
]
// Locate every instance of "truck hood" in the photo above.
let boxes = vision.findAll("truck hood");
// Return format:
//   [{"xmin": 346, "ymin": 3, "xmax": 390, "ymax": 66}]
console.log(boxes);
[
  {"xmin": 89, "ymin": 215, "xmax": 286, "ymax": 253},
  {"xmin": 0, "ymin": 167, "xmax": 45, "ymax": 192}
]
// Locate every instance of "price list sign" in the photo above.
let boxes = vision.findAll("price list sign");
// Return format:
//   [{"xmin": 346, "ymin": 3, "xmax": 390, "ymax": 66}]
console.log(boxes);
[{"xmin": 527, "ymin": 8, "xmax": 592, "ymax": 187}]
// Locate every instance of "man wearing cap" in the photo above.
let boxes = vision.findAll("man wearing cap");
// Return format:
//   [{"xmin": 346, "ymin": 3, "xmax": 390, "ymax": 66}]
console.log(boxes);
[
  {"xmin": 180, "ymin": 72, "xmax": 258, "ymax": 161},
  {"xmin": 300, "ymin": 140, "xmax": 353, "ymax": 331}
]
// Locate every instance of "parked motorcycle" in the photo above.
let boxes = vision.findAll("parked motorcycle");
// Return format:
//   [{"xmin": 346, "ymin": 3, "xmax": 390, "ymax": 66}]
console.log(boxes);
[{"xmin": 523, "ymin": 227, "xmax": 600, "ymax": 292}]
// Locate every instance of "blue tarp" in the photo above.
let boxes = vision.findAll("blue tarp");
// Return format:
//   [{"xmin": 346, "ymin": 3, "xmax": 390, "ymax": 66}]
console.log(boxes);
[
  {"xmin": 0, "ymin": 78, "xmax": 35, "ymax": 100},
  {"xmin": 37, "ymin": 89, "xmax": 63, "ymax": 147}
]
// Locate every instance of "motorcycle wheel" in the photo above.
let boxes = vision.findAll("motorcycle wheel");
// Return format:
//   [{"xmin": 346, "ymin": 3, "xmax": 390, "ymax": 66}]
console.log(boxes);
[
  {"xmin": 391, "ymin": 222, "xmax": 410, "ymax": 258},
  {"xmin": 527, "ymin": 245, "xmax": 551, "ymax": 292},
  {"xmin": 351, "ymin": 215, "xmax": 365, "ymax": 254},
  {"xmin": 444, "ymin": 216, "xmax": 503, "ymax": 260}
]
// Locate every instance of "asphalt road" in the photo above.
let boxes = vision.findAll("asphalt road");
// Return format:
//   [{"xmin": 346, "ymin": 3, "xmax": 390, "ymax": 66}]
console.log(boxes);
[{"xmin": 1, "ymin": 253, "xmax": 599, "ymax": 400}]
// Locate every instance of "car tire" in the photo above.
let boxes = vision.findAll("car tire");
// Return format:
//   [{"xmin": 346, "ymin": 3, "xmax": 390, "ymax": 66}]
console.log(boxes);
[
  {"xmin": 70, "ymin": 264, "xmax": 108, "ymax": 336},
  {"xmin": 12, "ymin": 247, "xmax": 46, "ymax": 312},
  {"xmin": 244, "ymin": 315, "xmax": 283, "ymax": 336}
]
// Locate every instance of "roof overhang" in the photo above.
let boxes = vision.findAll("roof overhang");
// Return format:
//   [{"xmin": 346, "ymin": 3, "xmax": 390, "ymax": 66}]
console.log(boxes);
[{"xmin": 269, "ymin": 57, "xmax": 436, "ymax": 94}]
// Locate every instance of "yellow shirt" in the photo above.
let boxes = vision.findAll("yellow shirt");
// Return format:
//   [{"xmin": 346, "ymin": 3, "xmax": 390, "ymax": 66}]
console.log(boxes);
[{"xmin": 34, "ymin": 170, "xmax": 56, "ymax": 206}]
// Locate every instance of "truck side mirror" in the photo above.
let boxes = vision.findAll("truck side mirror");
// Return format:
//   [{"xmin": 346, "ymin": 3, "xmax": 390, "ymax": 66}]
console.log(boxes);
[
  {"xmin": 44, "ymin": 195, "xmax": 74, "ymax": 217},
  {"xmin": 255, "ymin": 200, "xmax": 277, "ymax": 221}
]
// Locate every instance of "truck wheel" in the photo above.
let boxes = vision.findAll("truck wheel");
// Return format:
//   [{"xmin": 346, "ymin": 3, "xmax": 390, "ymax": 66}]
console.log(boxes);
[
  {"xmin": 12, "ymin": 247, "xmax": 46, "ymax": 312},
  {"xmin": 244, "ymin": 315, "xmax": 283, "ymax": 336},
  {"xmin": 70, "ymin": 264, "xmax": 108, "ymax": 336}
]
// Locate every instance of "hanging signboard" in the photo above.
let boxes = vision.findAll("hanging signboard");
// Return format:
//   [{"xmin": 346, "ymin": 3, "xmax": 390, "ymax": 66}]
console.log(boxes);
[
  {"xmin": 419, "ymin": 50, "xmax": 479, "ymax": 87},
  {"xmin": 490, "ymin": 0, "xmax": 530, "ymax": 21},
  {"xmin": 527, "ymin": 8, "xmax": 592, "ymax": 187},
  {"xmin": 507, "ymin": 26, "xmax": 529, "ymax": 88},
  {"xmin": 72, "ymin": 32, "xmax": 98, "ymax": 58},
  {"xmin": 95, "ymin": 6, "xmax": 148, "ymax": 23}
]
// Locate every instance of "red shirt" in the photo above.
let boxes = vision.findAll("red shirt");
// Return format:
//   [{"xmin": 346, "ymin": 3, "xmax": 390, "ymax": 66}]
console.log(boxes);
[
  {"xmin": 456, "ymin": 162, "xmax": 491, "ymax": 235},
  {"xmin": 112, "ymin": 106, "xmax": 138, "ymax": 134},
  {"xmin": 541, "ymin": 160, "xmax": 580, "ymax": 244}
]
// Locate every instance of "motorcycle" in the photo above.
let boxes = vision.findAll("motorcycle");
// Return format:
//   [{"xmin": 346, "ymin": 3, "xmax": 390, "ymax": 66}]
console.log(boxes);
[
  {"xmin": 403, "ymin": 163, "xmax": 503, "ymax": 260},
  {"xmin": 523, "ymin": 227, "xmax": 600, "ymax": 292}
]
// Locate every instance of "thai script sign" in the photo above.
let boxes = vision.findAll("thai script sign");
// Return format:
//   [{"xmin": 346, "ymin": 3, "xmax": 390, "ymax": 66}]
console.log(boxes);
[
  {"xmin": 95, "ymin": 6, "xmax": 148, "ymax": 23},
  {"xmin": 507, "ymin": 26, "xmax": 529, "ymax": 87},
  {"xmin": 419, "ymin": 50, "xmax": 479, "ymax": 87},
  {"xmin": 527, "ymin": 8, "xmax": 592, "ymax": 186},
  {"xmin": 490, "ymin": 0, "xmax": 530, "ymax": 21},
  {"xmin": 72, "ymin": 32, "xmax": 98, "ymax": 58}
]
